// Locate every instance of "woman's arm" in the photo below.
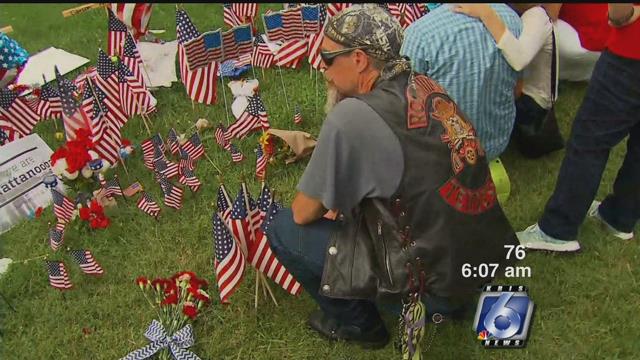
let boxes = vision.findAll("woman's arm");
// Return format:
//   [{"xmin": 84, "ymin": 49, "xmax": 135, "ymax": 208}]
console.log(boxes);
[{"xmin": 453, "ymin": 5, "xmax": 552, "ymax": 71}]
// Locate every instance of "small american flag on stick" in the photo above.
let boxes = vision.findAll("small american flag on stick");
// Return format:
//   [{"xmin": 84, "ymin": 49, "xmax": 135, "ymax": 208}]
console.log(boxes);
[
  {"xmin": 45, "ymin": 260, "xmax": 73, "ymax": 291},
  {"xmin": 137, "ymin": 191, "xmax": 161, "ymax": 219},
  {"xmin": 70, "ymin": 249, "xmax": 104, "ymax": 276}
]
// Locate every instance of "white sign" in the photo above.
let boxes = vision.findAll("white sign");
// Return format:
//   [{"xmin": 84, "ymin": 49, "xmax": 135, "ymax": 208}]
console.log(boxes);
[
  {"xmin": 0, "ymin": 134, "xmax": 62, "ymax": 234},
  {"xmin": 137, "ymin": 40, "xmax": 178, "ymax": 88},
  {"xmin": 16, "ymin": 47, "xmax": 90, "ymax": 88}
]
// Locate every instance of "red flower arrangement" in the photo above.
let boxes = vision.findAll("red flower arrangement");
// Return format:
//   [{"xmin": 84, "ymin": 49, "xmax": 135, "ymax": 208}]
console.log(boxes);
[
  {"xmin": 135, "ymin": 271, "xmax": 211, "ymax": 341},
  {"xmin": 78, "ymin": 199, "xmax": 110, "ymax": 230}
]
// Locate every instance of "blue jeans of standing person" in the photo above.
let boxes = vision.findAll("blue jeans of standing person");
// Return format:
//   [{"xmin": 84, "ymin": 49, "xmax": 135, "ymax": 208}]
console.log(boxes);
[
  {"xmin": 539, "ymin": 50, "xmax": 640, "ymax": 240},
  {"xmin": 265, "ymin": 208, "xmax": 468, "ymax": 330}
]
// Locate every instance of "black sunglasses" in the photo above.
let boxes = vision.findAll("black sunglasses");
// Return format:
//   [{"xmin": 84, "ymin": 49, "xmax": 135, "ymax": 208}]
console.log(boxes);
[{"xmin": 320, "ymin": 46, "xmax": 367, "ymax": 67}]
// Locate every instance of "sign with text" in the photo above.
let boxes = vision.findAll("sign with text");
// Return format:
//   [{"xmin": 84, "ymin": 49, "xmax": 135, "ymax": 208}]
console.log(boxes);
[{"xmin": 0, "ymin": 134, "xmax": 61, "ymax": 234}]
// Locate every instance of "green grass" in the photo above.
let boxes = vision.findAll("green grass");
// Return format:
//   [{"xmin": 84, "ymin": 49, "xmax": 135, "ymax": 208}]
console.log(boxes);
[{"xmin": 1, "ymin": 4, "xmax": 639, "ymax": 360}]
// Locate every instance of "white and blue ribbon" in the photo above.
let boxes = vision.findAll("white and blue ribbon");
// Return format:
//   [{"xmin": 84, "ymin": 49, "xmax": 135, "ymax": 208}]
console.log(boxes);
[{"xmin": 121, "ymin": 320, "xmax": 202, "ymax": 360}]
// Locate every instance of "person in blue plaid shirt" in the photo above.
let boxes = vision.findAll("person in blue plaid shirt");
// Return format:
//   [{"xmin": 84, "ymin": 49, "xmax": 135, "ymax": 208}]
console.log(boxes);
[{"xmin": 401, "ymin": 4, "xmax": 522, "ymax": 161}]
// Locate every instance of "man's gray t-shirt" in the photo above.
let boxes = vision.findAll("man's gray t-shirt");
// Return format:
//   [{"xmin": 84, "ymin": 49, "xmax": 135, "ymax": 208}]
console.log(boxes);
[{"xmin": 297, "ymin": 98, "xmax": 404, "ymax": 213}]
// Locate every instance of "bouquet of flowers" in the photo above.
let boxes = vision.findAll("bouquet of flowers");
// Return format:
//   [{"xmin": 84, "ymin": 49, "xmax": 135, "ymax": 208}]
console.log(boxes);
[
  {"xmin": 122, "ymin": 271, "xmax": 211, "ymax": 360},
  {"xmin": 50, "ymin": 128, "xmax": 110, "ymax": 194},
  {"xmin": 78, "ymin": 198, "xmax": 110, "ymax": 230}
]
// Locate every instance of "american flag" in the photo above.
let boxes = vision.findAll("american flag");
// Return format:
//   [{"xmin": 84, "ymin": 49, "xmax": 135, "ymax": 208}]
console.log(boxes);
[
  {"xmin": 307, "ymin": 27, "xmax": 324, "ymax": 70},
  {"xmin": 70, "ymin": 249, "xmax": 104, "ymax": 276},
  {"xmin": 0, "ymin": 88, "xmax": 40, "ymax": 138},
  {"xmin": 404, "ymin": 3, "xmax": 426, "ymax": 28},
  {"xmin": 263, "ymin": 8, "xmax": 304, "ymax": 43},
  {"xmin": 249, "ymin": 197, "xmax": 302, "ymax": 296},
  {"xmin": 107, "ymin": 8, "xmax": 128, "ymax": 57},
  {"xmin": 293, "ymin": 104, "xmax": 303, "ymax": 124},
  {"xmin": 222, "ymin": 3, "xmax": 243, "ymax": 28},
  {"xmin": 275, "ymin": 38, "xmax": 307, "ymax": 67},
  {"xmin": 177, "ymin": 9, "xmax": 219, "ymax": 105},
  {"xmin": 158, "ymin": 176, "xmax": 184, "ymax": 210},
  {"xmin": 141, "ymin": 134, "xmax": 165, "ymax": 170},
  {"xmin": 229, "ymin": 143, "xmax": 244, "ymax": 163},
  {"xmin": 213, "ymin": 211, "xmax": 245, "ymax": 303},
  {"xmin": 387, "ymin": 3, "xmax": 406, "ymax": 24},
  {"xmin": 96, "ymin": 50, "xmax": 129, "ymax": 129},
  {"xmin": 74, "ymin": 66, "xmax": 98, "ymax": 93},
  {"xmin": 228, "ymin": 187, "xmax": 251, "ymax": 257},
  {"xmin": 221, "ymin": 24, "xmax": 254, "ymax": 63},
  {"xmin": 154, "ymin": 157, "xmax": 179, "ymax": 179},
  {"xmin": 122, "ymin": 34, "xmax": 145, "ymax": 86},
  {"xmin": 182, "ymin": 132, "xmax": 205, "ymax": 161},
  {"xmin": 45, "ymin": 261, "xmax": 72, "ymax": 290},
  {"xmin": 85, "ymin": 79, "xmax": 122, "ymax": 166},
  {"xmin": 51, "ymin": 188, "xmax": 75, "ymax": 223},
  {"xmin": 137, "ymin": 191, "xmax": 161, "ymax": 219},
  {"xmin": 236, "ymin": 52, "xmax": 252, "ymax": 67},
  {"xmin": 257, "ymin": 182, "xmax": 280, "ymax": 224},
  {"xmin": 217, "ymin": 184, "xmax": 233, "ymax": 221},
  {"xmin": 166, "ymin": 128, "xmax": 180, "ymax": 155},
  {"xmin": 245, "ymin": 185, "xmax": 262, "ymax": 236},
  {"xmin": 102, "ymin": 177, "xmax": 124, "ymax": 197},
  {"xmin": 36, "ymin": 80, "xmax": 63, "ymax": 119},
  {"xmin": 301, "ymin": 4, "xmax": 321, "ymax": 34},
  {"xmin": 326, "ymin": 3, "xmax": 352, "ymax": 17},
  {"xmin": 178, "ymin": 146, "xmax": 195, "ymax": 172},
  {"xmin": 178, "ymin": 167, "xmax": 201, "ymax": 193},
  {"xmin": 255, "ymin": 145, "xmax": 267, "ymax": 180},
  {"xmin": 110, "ymin": 3, "xmax": 154, "ymax": 40},
  {"xmin": 215, "ymin": 123, "xmax": 231, "ymax": 150},
  {"xmin": 233, "ymin": 3, "xmax": 258, "ymax": 21},
  {"xmin": 49, "ymin": 222, "xmax": 66, "ymax": 252},
  {"xmin": 225, "ymin": 95, "xmax": 269, "ymax": 140},
  {"xmin": 123, "ymin": 181, "xmax": 143, "ymax": 197},
  {"xmin": 118, "ymin": 60, "xmax": 155, "ymax": 118},
  {"xmin": 0, "ymin": 121, "xmax": 20, "ymax": 146},
  {"xmin": 184, "ymin": 29, "xmax": 224, "ymax": 71},
  {"xmin": 251, "ymin": 34, "xmax": 275, "ymax": 69},
  {"xmin": 55, "ymin": 68, "xmax": 90, "ymax": 141}
]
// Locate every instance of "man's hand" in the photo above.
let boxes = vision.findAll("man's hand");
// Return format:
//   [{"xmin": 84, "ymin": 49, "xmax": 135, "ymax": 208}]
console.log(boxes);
[
  {"xmin": 451, "ymin": 3, "xmax": 494, "ymax": 20},
  {"xmin": 291, "ymin": 191, "xmax": 328, "ymax": 225}
]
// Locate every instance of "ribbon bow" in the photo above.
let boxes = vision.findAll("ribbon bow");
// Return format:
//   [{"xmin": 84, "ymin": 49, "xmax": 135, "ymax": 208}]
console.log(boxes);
[{"xmin": 121, "ymin": 320, "xmax": 201, "ymax": 360}]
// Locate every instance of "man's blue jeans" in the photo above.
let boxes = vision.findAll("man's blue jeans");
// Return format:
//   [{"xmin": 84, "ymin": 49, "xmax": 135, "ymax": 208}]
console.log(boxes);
[
  {"xmin": 539, "ymin": 50, "xmax": 640, "ymax": 239},
  {"xmin": 265, "ymin": 208, "xmax": 466, "ymax": 330}
]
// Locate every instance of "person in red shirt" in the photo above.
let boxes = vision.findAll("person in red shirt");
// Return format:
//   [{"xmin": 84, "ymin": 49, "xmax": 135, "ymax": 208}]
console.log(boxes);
[
  {"xmin": 518, "ymin": 3, "xmax": 640, "ymax": 252},
  {"xmin": 555, "ymin": 3, "xmax": 611, "ymax": 81}
]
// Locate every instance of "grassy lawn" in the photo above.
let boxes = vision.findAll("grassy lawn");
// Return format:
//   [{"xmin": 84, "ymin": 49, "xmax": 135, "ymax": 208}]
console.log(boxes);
[{"xmin": 1, "ymin": 4, "xmax": 638, "ymax": 360}]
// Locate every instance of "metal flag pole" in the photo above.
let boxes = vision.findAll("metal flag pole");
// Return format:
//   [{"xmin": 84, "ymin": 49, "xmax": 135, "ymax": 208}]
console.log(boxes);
[{"xmin": 277, "ymin": 65, "xmax": 291, "ymax": 111}]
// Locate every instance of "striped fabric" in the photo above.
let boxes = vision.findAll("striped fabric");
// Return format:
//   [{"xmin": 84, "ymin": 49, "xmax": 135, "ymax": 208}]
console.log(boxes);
[
  {"xmin": 110, "ymin": 3, "xmax": 153, "ymax": 40},
  {"xmin": 401, "ymin": 4, "xmax": 522, "ymax": 160}
]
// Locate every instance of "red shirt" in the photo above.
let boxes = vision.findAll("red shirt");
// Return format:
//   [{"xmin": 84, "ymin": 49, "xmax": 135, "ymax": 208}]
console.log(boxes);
[
  {"xmin": 559, "ymin": 3, "xmax": 611, "ymax": 51},
  {"xmin": 606, "ymin": 5, "xmax": 640, "ymax": 60}
]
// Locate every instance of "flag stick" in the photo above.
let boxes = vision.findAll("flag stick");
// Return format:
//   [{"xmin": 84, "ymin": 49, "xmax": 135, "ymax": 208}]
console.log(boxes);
[
  {"xmin": 261, "ymin": 67, "xmax": 265, "ymax": 80},
  {"xmin": 42, "ymin": 74, "xmax": 59, "ymax": 130},
  {"xmin": 204, "ymin": 152, "xmax": 222, "ymax": 175},
  {"xmin": 0, "ymin": 291, "xmax": 16, "ymax": 312},
  {"xmin": 219, "ymin": 73, "xmax": 231, "ymax": 125},
  {"xmin": 314, "ymin": 68, "xmax": 319, "ymax": 118},
  {"xmin": 133, "ymin": 97, "xmax": 152, "ymax": 135},
  {"xmin": 251, "ymin": 64, "xmax": 257, "ymax": 80},
  {"xmin": 254, "ymin": 270, "xmax": 260, "ymax": 309},
  {"xmin": 61, "ymin": 3, "xmax": 105, "ymax": 18},
  {"xmin": 260, "ymin": 272, "xmax": 278, "ymax": 306},
  {"xmin": 260, "ymin": 272, "xmax": 267, "ymax": 298},
  {"xmin": 276, "ymin": 65, "xmax": 291, "ymax": 111}
]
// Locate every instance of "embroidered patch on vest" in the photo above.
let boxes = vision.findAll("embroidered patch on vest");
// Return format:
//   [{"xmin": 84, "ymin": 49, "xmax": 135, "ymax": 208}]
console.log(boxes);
[
  {"xmin": 406, "ymin": 75, "xmax": 445, "ymax": 130},
  {"xmin": 427, "ymin": 94, "xmax": 485, "ymax": 174},
  {"xmin": 438, "ymin": 175, "xmax": 497, "ymax": 215}
]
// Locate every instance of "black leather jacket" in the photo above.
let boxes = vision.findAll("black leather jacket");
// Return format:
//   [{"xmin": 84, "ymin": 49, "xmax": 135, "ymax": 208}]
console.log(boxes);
[{"xmin": 319, "ymin": 72, "xmax": 518, "ymax": 303}]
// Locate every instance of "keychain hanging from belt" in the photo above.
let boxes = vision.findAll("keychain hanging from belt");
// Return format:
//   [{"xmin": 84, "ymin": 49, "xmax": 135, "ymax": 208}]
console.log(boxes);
[{"xmin": 396, "ymin": 261, "xmax": 443, "ymax": 360}]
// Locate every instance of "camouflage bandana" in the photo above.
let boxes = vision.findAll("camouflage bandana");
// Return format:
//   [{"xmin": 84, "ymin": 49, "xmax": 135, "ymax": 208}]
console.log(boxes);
[{"xmin": 324, "ymin": 4, "xmax": 411, "ymax": 80}]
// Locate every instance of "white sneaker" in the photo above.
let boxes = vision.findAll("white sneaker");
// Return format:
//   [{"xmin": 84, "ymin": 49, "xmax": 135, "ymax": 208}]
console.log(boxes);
[
  {"xmin": 587, "ymin": 201, "xmax": 634, "ymax": 240},
  {"xmin": 516, "ymin": 224, "xmax": 581, "ymax": 252}
]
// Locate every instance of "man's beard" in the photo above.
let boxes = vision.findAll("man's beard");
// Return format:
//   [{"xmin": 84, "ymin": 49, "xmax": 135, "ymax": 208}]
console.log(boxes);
[{"xmin": 324, "ymin": 83, "xmax": 345, "ymax": 114}]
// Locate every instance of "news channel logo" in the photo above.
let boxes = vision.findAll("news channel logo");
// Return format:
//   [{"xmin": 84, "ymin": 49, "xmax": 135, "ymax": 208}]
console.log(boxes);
[{"xmin": 473, "ymin": 285, "xmax": 534, "ymax": 348}]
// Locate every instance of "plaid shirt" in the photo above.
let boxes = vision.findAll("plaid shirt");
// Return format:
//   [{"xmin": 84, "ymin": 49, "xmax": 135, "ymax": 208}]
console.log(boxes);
[{"xmin": 401, "ymin": 4, "xmax": 522, "ymax": 160}]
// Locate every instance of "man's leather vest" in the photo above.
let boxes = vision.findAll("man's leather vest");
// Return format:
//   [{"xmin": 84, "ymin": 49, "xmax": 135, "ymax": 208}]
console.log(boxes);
[{"xmin": 320, "ymin": 71, "xmax": 519, "ymax": 302}]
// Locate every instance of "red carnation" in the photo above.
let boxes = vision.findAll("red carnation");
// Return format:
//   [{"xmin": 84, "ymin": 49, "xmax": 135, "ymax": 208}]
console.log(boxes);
[
  {"xmin": 136, "ymin": 276, "xmax": 149, "ymax": 289},
  {"xmin": 161, "ymin": 293, "xmax": 179, "ymax": 306},
  {"xmin": 50, "ymin": 147, "xmax": 68, "ymax": 167},
  {"xmin": 79, "ymin": 207, "xmax": 91, "ymax": 221},
  {"xmin": 35, "ymin": 207, "xmax": 43, "ymax": 218},
  {"xmin": 182, "ymin": 303, "xmax": 198, "ymax": 320},
  {"xmin": 122, "ymin": 138, "xmax": 132, "ymax": 147}
]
